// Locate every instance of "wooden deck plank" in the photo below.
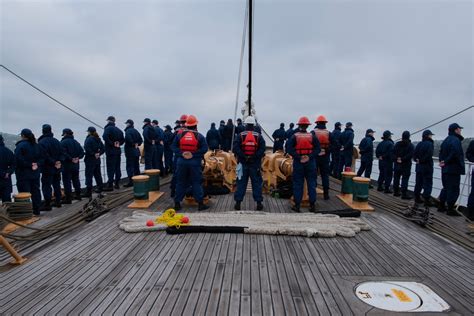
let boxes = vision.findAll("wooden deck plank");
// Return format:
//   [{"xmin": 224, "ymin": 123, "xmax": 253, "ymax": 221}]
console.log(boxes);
[
  {"xmin": 256, "ymin": 235, "xmax": 273, "ymax": 316},
  {"xmin": 262, "ymin": 235, "xmax": 286, "ymax": 315},
  {"xmin": 228, "ymin": 234, "xmax": 244, "ymax": 315},
  {"xmin": 216, "ymin": 233, "xmax": 237, "ymax": 315}
]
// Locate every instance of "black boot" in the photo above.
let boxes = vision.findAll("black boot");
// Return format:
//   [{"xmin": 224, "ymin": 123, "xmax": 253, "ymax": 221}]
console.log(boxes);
[
  {"xmin": 198, "ymin": 202, "xmax": 209, "ymax": 211},
  {"xmin": 393, "ymin": 189, "xmax": 401, "ymax": 197},
  {"xmin": 124, "ymin": 179, "xmax": 133, "ymax": 188},
  {"xmin": 384, "ymin": 188, "xmax": 393, "ymax": 194},
  {"xmin": 74, "ymin": 191, "xmax": 82, "ymax": 201},
  {"xmin": 414, "ymin": 195, "xmax": 423, "ymax": 204},
  {"xmin": 291, "ymin": 204, "xmax": 301, "ymax": 213},
  {"xmin": 377, "ymin": 186, "xmax": 384, "ymax": 192},
  {"xmin": 437, "ymin": 203, "xmax": 446, "ymax": 213},
  {"xmin": 309, "ymin": 203, "xmax": 316, "ymax": 213},
  {"xmin": 446, "ymin": 205, "xmax": 461, "ymax": 216},
  {"xmin": 82, "ymin": 188, "xmax": 92, "ymax": 198},
  {"xmin": 401, "ymin": 192, "xmax": 412, "ymax": 200},
  {"xmin": 53, "ymin": 200, "xmax": 62, "ymax": 208},
  {"xmin": 102, "ymin": 183, "xmax": 114, "ymax": 192},
  {"xmin": 114, "ymin": 182, "xmax": 120, "ymax": 190},
  {"xmin": 40, "ymin": 200, "xmax": 52, "ymax": 211},
  {"xmin": 234, "ymin": 201, "xmax": 241, "ymax": 210},
  {"xmin": 63, "ymin": 193, "xmax": 73, "ymax": 204},
  {"xmin": 256, "ymin": 202, "xmax": 264, "ymax": 211},
  {"xmin": 174, "ymin": 202, "xmax": 182, "ymax": 211},
  {"xmin": 323, "ymin": 189, "xmax": 330, "ymax": 200}
]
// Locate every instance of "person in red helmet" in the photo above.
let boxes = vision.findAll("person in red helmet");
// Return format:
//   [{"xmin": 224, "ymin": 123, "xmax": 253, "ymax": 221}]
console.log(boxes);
[
  {"xmin": 313, "ymin": 115, "xmax": 331, "ymax": 200},
  {"xmin": 287, "ymin": 116, "xmax": 321, "ymax": 212},
  {"xmin": 172, "ymin": 115, "xmax": 209, "ymax": 211}
]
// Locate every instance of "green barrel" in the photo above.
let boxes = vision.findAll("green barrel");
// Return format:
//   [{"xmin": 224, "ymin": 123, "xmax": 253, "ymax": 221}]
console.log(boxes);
[
  {"xmin": 14, "ymin": 192, "xmax": 32, "ymax": 203},
  {"xmin": 341, "ymin": 171, "xmax": 357, "ymax": 194},
  {"xmin": 353, "ymin": 177, "xmax": 370, "ymax": 202},
  {"xmin": 144, "ymin": 169, "xmax": 160, "ymax": 191},
  {"xmin": 132, "ymin": 175, "xmax": 150, "ymax": 200}
]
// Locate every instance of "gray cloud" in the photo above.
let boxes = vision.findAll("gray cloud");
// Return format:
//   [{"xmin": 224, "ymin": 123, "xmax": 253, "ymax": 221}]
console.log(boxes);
[{"xmin": 1, "ymin": 0, "xmax": 472, "ymax": 144}]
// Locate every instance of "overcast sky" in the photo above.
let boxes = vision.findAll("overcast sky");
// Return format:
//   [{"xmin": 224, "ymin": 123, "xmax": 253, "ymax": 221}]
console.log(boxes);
[{"xmin": 1, "ymin": 0, "xmax": 473, "ymax": 144}]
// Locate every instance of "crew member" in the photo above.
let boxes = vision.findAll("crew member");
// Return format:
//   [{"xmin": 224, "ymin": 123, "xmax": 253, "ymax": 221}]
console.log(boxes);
[
  {"xmin": 152, "ymin": 119, "xmax": 165, "ymax": 175},
  {"xmin": 83, "ymin": 126, "xmax": 105, "ymax": 197},
  {"xmin": 330, "ymin": 122, "xmax": 342, "ymax": 178},
  {"xmin": 235, "ymin": 118, "xmax": 245, "ymax": 135},
  {"xmin": 413, "ymin": 130, "xmax": 434, "ymax": 206},
  {"xmin": 142, "ymin": 118, "xmax": 158, "ymax": 170},
  {"xmin": 172, "ymin": 115, "xmax": 209, "ymax": 211},
  {"xmin": 233, "ymin": 116, "xmax": 266, "ymax": 211},
  {"xmin": 466, "ymin": 139, "xmax": 474, "ymax": 219},
  {"xmin": 61, "ymin": 128, "xmax": 84, "ymax": 203},
  {"xmin": 163, "ymin": 125, "xmax": 174, "ymax": 175},
  {"xmin": 124, "ymin": 119, "xmax": 143, "ymax": 187},
  {"xmin": 0, "ymin": 134, "xmax": 15, "ymax": 203},
  {"xmin": 357, "ymin": 129, "xmax": 375, "ymax": 181},
  {"xmin": 284, "ymin": 122, "xmax": 295, "ymax": 152},
  {"xmin": 376, "ymin": 130, "xmax": 394, "ymax": 193},
  {"xmin": 438, "ymin": 123, "xmax": 465, "ymax": 216},
  {"xmin": 287, "ymin": 116, "xmax": 320, "ymax": 212},
  {"xmin": 338, "ymin": 122, "xmax": 354, "ymax": 173},
  {"xmin": 393, "ymin": 131, "xmax": 414, "ymax": 199},
  {"xmin": 170, "ymin": 114, "xmax": 188, "ymax": 197},
  {"xmin": 206, "ymin": 122, "xmax": 221, "ymax": 150},
  {"xmin": 313, "ymin": 115, "xmax": 331, "ymax": 200},
  {"xmin": 272, "ymin": 123, "xmax": 286, "ymax": 152},
  {"xmin": 102, "ymin": 116, "xmax": 125, "ymax": 190}
]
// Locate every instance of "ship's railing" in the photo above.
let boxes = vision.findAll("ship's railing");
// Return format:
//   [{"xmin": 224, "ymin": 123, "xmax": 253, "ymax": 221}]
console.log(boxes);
[{"xmin": 355, "ymin": 158, "xmax": 472, "ymax": 206}]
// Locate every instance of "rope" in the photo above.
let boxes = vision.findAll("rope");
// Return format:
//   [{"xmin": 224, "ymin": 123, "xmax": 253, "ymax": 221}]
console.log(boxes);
[
  {"xmin": 155, "ymin": 208, "xmax": 189, "ymax": 229},
  {"xmin": 0, "ymin": 64, "xmax": 103, "ymax": 129}
]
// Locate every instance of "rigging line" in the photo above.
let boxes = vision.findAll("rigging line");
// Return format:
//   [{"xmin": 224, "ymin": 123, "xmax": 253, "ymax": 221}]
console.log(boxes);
[
  {"xmin": 0, "ymin": 64, "xmax": 103, "ymax": 129},
  {"xmin": 395, "ymin": 105, "xmax": 473, "ymax": 141},
  {"xmin": 231, "ymin": 0, "xmax": 249, "ymax": 152}
]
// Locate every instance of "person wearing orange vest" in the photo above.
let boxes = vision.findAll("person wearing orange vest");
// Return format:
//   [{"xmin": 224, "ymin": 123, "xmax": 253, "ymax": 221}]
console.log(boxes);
[
  {"xmin": 233, "ymin": 116, "xmax": 266, "ymax": 211},
  {"xmin": 171, "ymin": 115, "xmax": 209, "ymax": 211},
  {"xmin": 287, "ymin": 116, "xmax": 321, "ymax": 212},
  {"xmin": 313, "ymin": 115, "xmax": 331, "ymax": 200}
]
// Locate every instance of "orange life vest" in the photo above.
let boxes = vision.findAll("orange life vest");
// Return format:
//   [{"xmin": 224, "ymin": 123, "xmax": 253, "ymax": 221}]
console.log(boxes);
[
  {"xmin": 179, "ymin": 131, "xmax": 198, "ymax": 153},
  {"xmin": 314, "ymin": 128, "xmax": 330, "ymax": 150},
  {"xmin": 241, "ymin": 131, "xmax": 259, "ymax": 156},
  {"xmin": 294, "ymin": 132, "xmax": 313, "ymax": 155}
]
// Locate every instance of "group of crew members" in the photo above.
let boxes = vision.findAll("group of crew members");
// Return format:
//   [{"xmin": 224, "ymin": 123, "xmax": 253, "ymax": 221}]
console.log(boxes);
[{"xmin": 0, "ymin": 114, "xmax": 472, "ymax": 217}]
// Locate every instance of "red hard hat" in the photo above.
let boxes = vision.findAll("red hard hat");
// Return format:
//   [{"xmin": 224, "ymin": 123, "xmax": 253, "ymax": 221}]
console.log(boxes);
[
  {"xmin": 297, "ymin": 116, "xmax": 311, "ymax": 125},
  {"xmin": 185, "ymin": 115, "xmax": 198, "ymax": 127},
  {"xmin": 315, "ymin": 115, "xmax": 328, "ymax": 123},
  {"xmin": 179, "ymin": 114, "xmax": 188, "ymax": 122}
]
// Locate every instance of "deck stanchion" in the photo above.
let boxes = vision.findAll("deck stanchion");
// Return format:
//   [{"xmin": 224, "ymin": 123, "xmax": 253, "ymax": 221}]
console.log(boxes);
[{"xmin": 352, "ymin": 177, "xmax": 375, "ymax": 211}]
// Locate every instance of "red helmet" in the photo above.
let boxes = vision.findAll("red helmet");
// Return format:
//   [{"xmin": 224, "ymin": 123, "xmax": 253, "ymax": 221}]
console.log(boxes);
[
  {"xmin": 185, "ymin": 115, "xmax": 198, "ymax": 127},
  {"xmin": 179, "ymin": 114, "xmax": 188, "ymax": 122},
  {"xmin": 315, "ymin": 115, "xmax": 328, "ymax": 123},
  {"xmin": 297, "ymin": 116, "xmax": 311, "ymax": 125}
]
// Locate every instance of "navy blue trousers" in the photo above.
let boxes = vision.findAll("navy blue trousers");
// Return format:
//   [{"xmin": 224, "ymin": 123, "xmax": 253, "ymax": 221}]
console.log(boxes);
[
  {"xmin": 106, "ymin": 154, "xmax": 121, "ymax": 185},
  {"xmin": 156, "ymin": 144, "xmax": 164, "ymax": 174},
  {"xmin": 174, "ymin": 159, "xmax": 204, "ymax": 203},
  {"xmin": 330, "ymin": 151, "xmax": 341, "ymax": 177},
  {"xmin": 414, "ymin": 168, "xmax": 433, "ymax": 199},
  {"xmin": 468, "ymin": 171, "xmax": 473, "ymax": 211},
  {"xmin": 17, "ymin": 177, "xmax": 41, "ymax": 212},
  {"xmin": 126, "ymin": 155, "xmax": 140, "ymax": 179},
  {"xmin": 357, "ymin": 160, "xmax": 373, "ymax": 178},
  {"xmin": 393, "ymin": 165, "xmax": 411, "ymax": 193},
  {"xmin": 85, "ymin": 160, "xmax": 103, "ymax": 191},
  {"xmin": 439, "ymin": 173, "xmax": 461, "ymax": 207},
  {"xmin": 63, "ymin": 163, "xmax": 81, "ymax": 195},
  {"xmin": 316, "ymin": 154, "xmax": 330, "ymax": 190},
  {"xmin": 377, "ymin": 160, "xmax": 393, "ymax": 190},
  {"xmin": 164, "ymin": 149, "xmax": 173, "ymax": 174},
  {"xmin": 338, "ymin": 150, "xmax": 353, "ymax": 173},
  {"xmin": 0, "ymin": 179, "xmax": 12, "ymax": 202},
  {"xmin": 41, "ymin": 169, "xmax": 62, "ymax": 203},
  {"xmin": 144, "ymin": 146, "xmax": 158, "ymax": 170},
  {"xmin": 234, "ymin": 163, "xmax": 263, "ymax": 203},
  {"xmin": 292, "ymin": 160, "xmax": 317, "ymax": 205}
]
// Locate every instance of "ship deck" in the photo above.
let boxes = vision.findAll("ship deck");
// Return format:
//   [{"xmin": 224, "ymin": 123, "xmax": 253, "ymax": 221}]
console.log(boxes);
[{"xmin": 0, "ymin": 180, "xmax": 473, "ymax": 315}]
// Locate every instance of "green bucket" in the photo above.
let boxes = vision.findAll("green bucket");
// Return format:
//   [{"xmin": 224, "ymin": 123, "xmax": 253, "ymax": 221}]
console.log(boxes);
[
  {"xmin": 353, "ymin": 177, "xmax": 370, "ymax": 202},
  {"xmin": 341, "ymin": 172, "xmax": 357, "ymax": 194},
  {"xmin": 144, "ymin": 169, "xmax": 160, "ymax": 191},
  {"xmin": 132, "ymin": 175, "xmax": 150, "ymax": 200}
]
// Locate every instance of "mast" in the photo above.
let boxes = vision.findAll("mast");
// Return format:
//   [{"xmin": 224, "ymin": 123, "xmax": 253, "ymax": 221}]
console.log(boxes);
[{"xmin": 248, "ymin": 0, "xmax": 253, "ymax": 116}]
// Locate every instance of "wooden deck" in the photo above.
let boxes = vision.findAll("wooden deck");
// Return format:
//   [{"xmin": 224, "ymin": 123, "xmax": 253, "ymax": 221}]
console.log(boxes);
[{"xmin": 0, "ymin": 182, "xmax": 473, "ymax": 315}]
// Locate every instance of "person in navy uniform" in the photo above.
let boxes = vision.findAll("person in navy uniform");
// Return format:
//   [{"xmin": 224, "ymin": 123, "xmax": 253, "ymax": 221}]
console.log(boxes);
[
  {"xmin": 83, "ymin": 126, "xmax": 105, "ymax": 197},
  {"xmin": 142, "ymin": 118, "xmax": 158, "ymax": 170},
  {"xmin": 466, "ymin": 139, "xmax": 474, "ymax": 220},
  {"xmin": 235, "ymin": 118, "xmax": 245, "ymax": 135},
  {"xmin": 338, "ymin": 122, "xmax": 354, "ymax": 174},
  {"xmin": 233, "ymin": 116, "xmax": 266, "ymax": 211},
  {"xmin": 152, "ymin": 119, "xmax": 165, "ymax": 174},
  {"xmin": 284, "ymin": 122, "xmax": 295, "ymax": 153},
  {"xmin": 357, "ymin": 129, "xmax": 375, "ymax": 182},
  {"xmin": 376, "ymin": 130, "xmax": 394, "ymax": 193},
  {"xmin": 102, "ymin": 116, "xmax": 125, "ymax": 190},
  {"xmin": 287, "ymin": 116, "xmax": 321, "ymax": 212},
  {"xmin": 61, "ymin": 128, "xmax": 84, "ymax": 203},
  {"xmin": 172, "ymin": 115, "xmax": 209, "ymax": 211},
  {"xmin": 170, "ymin": 114, "xmax": 188, "ymax": 197},
  {"xmin": 272, "ymin": 123, "xmax": 286, "ymax": 152},
  {"xmin": 222, "ymin": 119, "xmax": 234, "ymax": 152},
  {"xmin": 163, "ymin": 125, "xmax": 174, "ymax": 175},
  {"xmin": 330, "ymin": 122, "xmax": 342, "ymax": 178},
  {"xmin": 413, "ymin": 130, "xmax": 434, "ymax": 206},
  {"xmin": 0, "ymin": 134, "xmax": 15, "ymax": 203},
  {"xmin": 15, "ymin": 129, "xmax": 43, "ymax": 215},
  {"xmin": 393, "ymin": 131, "xmax": 415, "ymax": 199},
  {"xmin": 313, "ymin": 115, "xmax": 331, "ymax": 200},
  {"xmin": 124, "ymin": 119, "xmax": 143, "ymax": 187},
  {"xmin": 38, "ymin": 124, "xmax": 64, "ymax": 210},
  {"xmin": 206, "ymin": 122, "xmax": 221, "ymax": 151},
  {"xmin": 438, "ymin": 123, "xmax": 465, "ymax": 216}
]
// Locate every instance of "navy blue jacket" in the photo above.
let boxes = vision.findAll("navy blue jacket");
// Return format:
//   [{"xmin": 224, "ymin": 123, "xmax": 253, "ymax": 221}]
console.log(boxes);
[
  {"xmin": 84, "ymin": 135, "xmax": 105, "ymax": 163},
  {"xmin": 466, "ymin": 140, "xmax": 474, "ymax": 163},
  {"xmin": 359, "ymin": 135, "xmax": 375, "ymax": 162},
  {"xmin": 413, "ymin": 138, "xmax": 434, "ymax": 172},
  {"xmin": 235, "ymin": 123, "xmax": 245, "ymax": 135},
  {"xmin": 285, "ymin": 128, "xmax": 295, "ymax": 140},
  {"xmin": 38, "ymin": 133, "xmax": 64, "ymax": 171},
  {"xmin": 61, "ymin": 135, "xmax": 85, "ymax": 166},
  {"xmin": 142, "ymin": 124, "xmax": 157, "ymax": 148},
  {"xmin": 171, "ymin": 130, "xmax": 208, "ymax": 165},
  {"xmin": 340, "ymin": 128, "xmax": 354, "ymax": 152},
  {"xmin": 330, "ymin": 127, "xmax": 342, "ymax": 153},
  {"xmin": 393, "ymin": 139, "xmax": 414, "ymax": 169},
  {"xmin": 154, "ymin": 126, "xmax": 164, "ymax": 144},
  {"xmin": 163, "ymin": 130, "xmax": 174, "ymax": 151},
  {"xmin": 233, "ymin": 129, "xmax": 266, "ymax": 164},
  {"xmin": 124, "ymin": 126, "xmax": 143, "ymax": 157},
  {"xmin": 439, "ymin": 133, "xmax": 465, "ymax": 175},
  {"xmin": 0, "ymin": 140, "xmax": 15, "ymax": 180},
  {"xmin": 206, "ymin": 126, "xmax": 221, "ymax": 150},
  {"xmin": 376, "ymin": 139, "xmax": 394, "ymax": 162},
  {"xmin": 102, "ymin": 122, "xmax": 125, "ymax": 156},
  {"xmin": 15, "ymin": 140, "xmax": 43, "ymax": 180},
  {"xmin": 286, "ymin": 130, "xmax": 321, "ymax": 161},
  {"xmin": 272, "ymin": 127, "xmax": 286, "ymax": 149}
]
